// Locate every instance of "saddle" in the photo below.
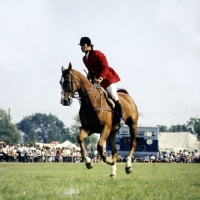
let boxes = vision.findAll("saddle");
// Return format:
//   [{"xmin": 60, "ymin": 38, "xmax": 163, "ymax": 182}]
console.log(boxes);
[{"xmin": 99, "ymin": 87, "xmax": 115, "ymax": 109}]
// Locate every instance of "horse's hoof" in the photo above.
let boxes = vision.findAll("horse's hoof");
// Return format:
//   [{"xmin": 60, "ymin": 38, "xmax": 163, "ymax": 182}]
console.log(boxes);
[
  {"xmin": 125, "ymin": 167, "xmax": 133, "ymax": 174},
  {"xmin": 86, "ymin": 162, "xmax": 93, "ymax": 169},
  {"xmin": 110, "ymin": 174, "xmax": 117, "ymax": 178}
]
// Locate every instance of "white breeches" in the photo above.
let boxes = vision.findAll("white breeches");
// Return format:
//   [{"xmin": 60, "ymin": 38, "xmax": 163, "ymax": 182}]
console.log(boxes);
[{"xmin": 106, "ymin": 83, "xmax": 119, "ymax": 101}]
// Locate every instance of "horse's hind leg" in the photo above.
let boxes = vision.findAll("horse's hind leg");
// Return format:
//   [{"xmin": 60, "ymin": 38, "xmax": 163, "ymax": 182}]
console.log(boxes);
[
  {"xmin": 126, "ymin": 122, "xmax": 137, "ymax": 174},
  {"xmin": 77, "ymin": 128, "xmax": 93, "ymax": 169},
  {"xmin": 107, "ymin": 130, "xmax": 118, "ymax": 177}
]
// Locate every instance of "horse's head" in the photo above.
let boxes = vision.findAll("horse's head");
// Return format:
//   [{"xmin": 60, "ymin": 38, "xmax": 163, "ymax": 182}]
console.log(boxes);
[{"xmin": 60, "ymin": 63, "xmax": 75, "ymax": 106}]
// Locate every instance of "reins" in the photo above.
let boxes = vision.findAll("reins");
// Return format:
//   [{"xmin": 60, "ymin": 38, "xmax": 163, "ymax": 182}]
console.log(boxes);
[{"xmin": 63, "ymin": 71, "xmax": 114, "ymax": 113}]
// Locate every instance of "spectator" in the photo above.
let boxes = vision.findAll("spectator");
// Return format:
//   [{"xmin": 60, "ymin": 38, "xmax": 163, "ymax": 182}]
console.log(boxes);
[
  {"xmin": 169, "ymin": 154, "xmax": 174, "ymax": 163},
  {"xmin": 150, "ymin": 154, "xmax": 156, "ymax": 163},
  {"xmin": 162, "ymin": 155, "xmax": 169, "ymax": 163},
  {"xmin": 193, "ymin": 150, "xmax": 200, "ymax": 163},
  {"xmin": 55, "ymin": 148, "xmax": 61, "ymax": 162},
  {"xmin": 20, "ymin": 144, "xmax": 27, "ymax": 162},
  {"xmin": 97, "ymin": 151, "xmax": 102, "ymax": 163},
  {"xmin": 27, "ymin": 147, "xmax": 33, "ymax": 162},
  {"xmin": 157, "ymin": 154, "xmax": 163, "ymax": 162},
  {"xmin": 60, "ymin": 149, "xmax": 64, "ymax": 163},
  {"xmin": 7, "ymin": 143, "xmax": 14, "ymax": 162},
  {"xmin": 0, "ymin": 144, "xmax": 4, "ymax": 162},
  {"xmin": 75, "ymin": 150, "xmax": 81, "ymax": 163},
  {"xmin": 71, "ymin": 148, "xmax": 77, "ymax": 162},
  {"xmin": 144, "ymin": 154, "xmax": 150, "ymax": 163},
  {"xmin": 36, "ymin": 146, "xmax": 42, "ymax": 162},
  {"xmin": 24, "ymin": 144, "xmax": 29, "ymax": 162},
  {"xmin": 2, "ymin": 144, "xmax": 8, "ymax": 162},
  {"xmin": 65, "ymin": 147, "xmax": 71, "ymax": 162},
  {"xmin": 186, "ymin": 152, "xmax": 192, "ymax": 163},
  {"xmin": 41, "ymin": 147, "xmax": 46, "ymax": 163},
  {"xmin": 11, "ymin": 147, "xmax": 18, "ymax": 162},
  {"xmin": 93, "ymin": 148, "xmax": 98, "ymax": 163},
  {"xmin": 16, "ymin": 144, "xmax": 22, "ymax": 162},
  {"xmin": 50, "ymin": 149, "xmax": 55, "ymax": 163},
  {"xmin": 194, "ymin": 150, "xmax": 199, "ymax": 158}
]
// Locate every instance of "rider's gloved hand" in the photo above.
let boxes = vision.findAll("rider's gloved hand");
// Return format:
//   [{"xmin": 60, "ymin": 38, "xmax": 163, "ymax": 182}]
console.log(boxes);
[{"xmin": 95, "ymin": 79, "xmax": 102, "ymax": 85}]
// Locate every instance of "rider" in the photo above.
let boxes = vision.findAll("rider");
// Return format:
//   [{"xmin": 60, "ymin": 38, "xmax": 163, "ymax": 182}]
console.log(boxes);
[{"xmin": 78, "ymin": 36, "xmax": 124, "ymax": 127}]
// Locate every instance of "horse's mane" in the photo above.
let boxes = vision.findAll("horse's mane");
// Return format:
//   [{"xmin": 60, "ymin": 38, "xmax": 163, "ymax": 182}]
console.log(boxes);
[
  {"xmin": 64, "ymin": 66, "xmax": 129, "ymax": 94},
  {"xmin": 117, "ymin": 88, "xmax": 129, "ymax": 94}
]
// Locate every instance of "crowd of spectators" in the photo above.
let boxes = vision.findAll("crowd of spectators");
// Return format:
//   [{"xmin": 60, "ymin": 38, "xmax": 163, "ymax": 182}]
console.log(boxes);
[
  {"xmin": 142, "ymin": 149, "xmax": 200, "ymax": 163},
  {"xmin": 0, "ymin": 142, "xmax": 102, "ymax": 163},
  {"xmin": 1, "ymin": 142, "xmax": 200, "ymax": 164}
]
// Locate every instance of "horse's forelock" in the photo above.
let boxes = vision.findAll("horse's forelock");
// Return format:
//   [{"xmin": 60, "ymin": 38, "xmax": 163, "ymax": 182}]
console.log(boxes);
[{"xmin": 62, "ymin": 68, "xmax": 71, "ymax": 76}]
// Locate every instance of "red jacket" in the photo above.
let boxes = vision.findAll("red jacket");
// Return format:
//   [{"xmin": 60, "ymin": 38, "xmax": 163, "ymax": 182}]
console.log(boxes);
[{"xmin": 83, "ymin": 50, "xmax": 120, "ymax": 88}]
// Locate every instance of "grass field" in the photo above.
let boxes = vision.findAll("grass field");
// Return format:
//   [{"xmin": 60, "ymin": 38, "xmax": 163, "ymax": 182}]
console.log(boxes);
[{"xmin": 0, "ymin": 162, "xmax": 199, "ymax": 200}]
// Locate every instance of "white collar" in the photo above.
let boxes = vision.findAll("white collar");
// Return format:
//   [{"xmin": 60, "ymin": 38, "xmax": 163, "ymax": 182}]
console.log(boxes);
[{"xmin": 85, "ymin": 51, "xmax": 90, "ymax": 60}]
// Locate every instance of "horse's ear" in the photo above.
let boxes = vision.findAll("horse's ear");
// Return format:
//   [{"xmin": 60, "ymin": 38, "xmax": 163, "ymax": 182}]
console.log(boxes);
[
  {"xmin": 61, "ymin": 66, "xmax": 65, "ymax": 72},
  {"xmin": 68, "ymin": 62, "xmax": 72, "ymax": 71}
]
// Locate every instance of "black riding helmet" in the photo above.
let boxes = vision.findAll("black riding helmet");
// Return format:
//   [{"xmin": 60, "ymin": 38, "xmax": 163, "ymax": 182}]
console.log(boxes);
[{"xmin": 78, "ymin": 37, "xmax": 92, "ymax": 46}]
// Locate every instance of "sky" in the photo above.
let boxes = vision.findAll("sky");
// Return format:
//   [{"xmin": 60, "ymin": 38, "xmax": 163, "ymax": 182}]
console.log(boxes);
[{"xmin": 0, "ymin": 0, "xmax": 200, "ymax": 128}]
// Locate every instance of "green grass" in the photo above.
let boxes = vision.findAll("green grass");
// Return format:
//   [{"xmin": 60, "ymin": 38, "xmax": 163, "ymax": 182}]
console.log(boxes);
[{"xmin": 0, "ymin": 162, "xmax": 199, "ymax": 200}]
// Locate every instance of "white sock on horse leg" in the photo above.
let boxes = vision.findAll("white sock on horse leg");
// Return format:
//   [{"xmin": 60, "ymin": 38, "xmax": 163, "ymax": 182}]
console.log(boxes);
[
  {"xmin": 126, "ymin": 157, "xmax": 132, "ymax": 168},
  {"xmin": 84, "ymin": 155, "xmax": 91, "ymax": 164},
  {"xmin": 111, "ymin": 164, "xmax": 117, "ymax": 175}
]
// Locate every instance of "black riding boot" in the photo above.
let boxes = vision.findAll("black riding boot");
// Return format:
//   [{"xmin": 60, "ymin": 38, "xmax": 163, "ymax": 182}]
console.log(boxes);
[{"xmin": 115, "ymin": 100, "xmax": 124, "ymax": 127}]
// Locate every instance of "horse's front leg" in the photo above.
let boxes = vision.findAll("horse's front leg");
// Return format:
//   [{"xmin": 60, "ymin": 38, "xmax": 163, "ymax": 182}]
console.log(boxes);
[
  {"xmin": 77, "ymin": 128, "xmax": 93, "ymax": 169},
  {"xmin": 97, "ymin": 126, "xmax": 110, "ymax": 163}
]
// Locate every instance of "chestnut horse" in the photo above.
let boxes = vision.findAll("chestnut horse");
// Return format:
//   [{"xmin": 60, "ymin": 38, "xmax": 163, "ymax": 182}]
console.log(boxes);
[{"xmin": 60, "ymin": 63, "xmax": 139, "ymax": 177}]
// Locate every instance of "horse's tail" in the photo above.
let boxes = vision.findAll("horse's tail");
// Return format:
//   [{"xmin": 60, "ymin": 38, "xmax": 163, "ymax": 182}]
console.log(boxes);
[{"xmin": 117, "ymin": 88, "xmax": 129, "ymax": 95}]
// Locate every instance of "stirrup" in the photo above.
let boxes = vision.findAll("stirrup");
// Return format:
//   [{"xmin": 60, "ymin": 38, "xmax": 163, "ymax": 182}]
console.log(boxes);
[{"xmin": 118, "ymin": 118, "xmax": 125, "ymax": 127}]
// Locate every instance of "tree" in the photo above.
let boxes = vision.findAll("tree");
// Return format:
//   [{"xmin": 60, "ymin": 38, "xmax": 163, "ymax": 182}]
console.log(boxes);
[
  {"xmin": 0, "ymin": 108, "xmax": 21, "ymax": 144},
  {"xmin": 166, "ymin": 118, "xmax": 200, "ymax": 141},
  {"xmin": 168, "ymin": 124, "xmax": 188, "ymax": 132},
  {"xmin": 17, "ymin": 113, "xmax": 67, "ymax": 144},
  {"xmin": 186, "ymin": 118, "xmax": 200, "ymax": 141},
  {"xmin": 157, "ymin": 125, "xmax": 168, "ymax": 132},
  {"xmin": 68, "ymin": 114, "xmax": 98, "ymax": 147},
  {"xmin": 17, "ymin": 117, "xmax": 37, "ymax": 144}
]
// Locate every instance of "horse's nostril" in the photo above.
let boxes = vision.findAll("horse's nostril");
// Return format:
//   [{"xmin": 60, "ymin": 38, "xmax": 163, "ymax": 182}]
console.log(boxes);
[{"xmin": 63, "ymin": 100, "xmax": 68, "ymax": 106}]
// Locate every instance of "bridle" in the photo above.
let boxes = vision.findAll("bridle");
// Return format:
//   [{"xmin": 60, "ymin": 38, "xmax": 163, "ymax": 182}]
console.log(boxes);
[
  {"xmin": 60, "ymin": 70, "xmax": 114, "ymax": 113},
  {"xmin": 60, "ymin": 71, "xmax": 77, "ymax": 99},
  {"xmin": 60, "ymin": 70, "xmax": 95, "ymax": 104}
]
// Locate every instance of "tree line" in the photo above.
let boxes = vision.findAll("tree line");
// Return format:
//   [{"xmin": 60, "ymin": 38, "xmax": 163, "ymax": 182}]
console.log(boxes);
[
  {"xmin": 0, "ymin": 108, "xmax": 98, "ymax": 147},
  {"xmin": 158, "ymin": 118, "xmax": 200, "ymax": 140},
  {"xmin": 0, "ymin": 108, "xmax": 200, "ymax": 146}
]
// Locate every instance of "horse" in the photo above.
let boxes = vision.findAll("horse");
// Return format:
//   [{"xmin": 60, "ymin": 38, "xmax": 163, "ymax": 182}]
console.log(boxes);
[{"xmin": 60, "ymin": 63, "xmax": 139, "ymax": 177}]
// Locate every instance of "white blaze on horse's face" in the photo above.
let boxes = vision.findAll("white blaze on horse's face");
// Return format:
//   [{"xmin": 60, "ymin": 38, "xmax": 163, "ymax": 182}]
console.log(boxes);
[
  {"xmin": 60, "ymin": 76, "xmax": 65, "ymax": 101},
  {"xmin": 60, "ymin": 75, "xmax": 72, "ymax": 106}
]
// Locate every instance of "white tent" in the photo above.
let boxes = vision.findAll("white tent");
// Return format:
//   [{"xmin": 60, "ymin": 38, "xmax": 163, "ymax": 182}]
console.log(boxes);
[
  {"xmin": 61, "ymin": 140, "xmax": 72, "ymax": 147},
  {"xmin": 159, "ymin": 132, "xmax": 200, "ymax": 152},
  {"xmin": 35, "ymin": 140, "xmax": 80, "ymax": 150},
  {"xmin": 35, "ymin": 142, "xmax": 51, "ymax": 148}
]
